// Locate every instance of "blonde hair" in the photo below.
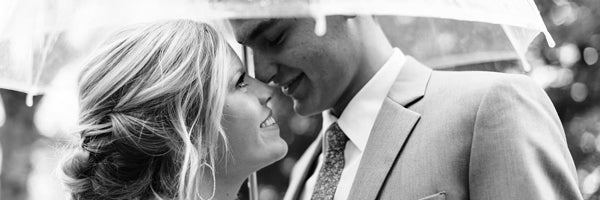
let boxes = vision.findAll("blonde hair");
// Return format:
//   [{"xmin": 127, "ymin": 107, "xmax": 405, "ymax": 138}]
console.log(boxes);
[{"xmin": 61, "ymin": 20, "xmax": 231, "ymax": 200}]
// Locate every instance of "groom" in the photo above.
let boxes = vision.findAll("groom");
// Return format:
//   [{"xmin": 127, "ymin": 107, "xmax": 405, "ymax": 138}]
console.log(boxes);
[{"xmin": 230, "ymin": 16, "xmax": 582, "ymax": 199}]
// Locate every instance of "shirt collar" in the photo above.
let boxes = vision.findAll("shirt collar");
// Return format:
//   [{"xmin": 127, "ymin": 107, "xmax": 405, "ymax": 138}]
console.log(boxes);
[{"xmin": 321, "ymin": 48, "xmax": 406, "ymax": 152}]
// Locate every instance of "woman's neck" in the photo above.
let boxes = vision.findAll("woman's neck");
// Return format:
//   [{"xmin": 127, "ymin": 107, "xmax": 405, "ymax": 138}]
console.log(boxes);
[{"xmin": 198, "ymin": 174, "xmax": 245, "ymax": 200}]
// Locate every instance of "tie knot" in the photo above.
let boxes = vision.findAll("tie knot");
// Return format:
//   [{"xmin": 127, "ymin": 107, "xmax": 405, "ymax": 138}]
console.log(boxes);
[{"xmin": 326, "ymin": 122, "xmax": 349, "ymax": 151}]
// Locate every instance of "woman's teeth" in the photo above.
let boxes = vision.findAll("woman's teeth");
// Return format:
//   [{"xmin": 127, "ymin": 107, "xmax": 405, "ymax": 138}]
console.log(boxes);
[{"xmin": 260, "ymin": 116, "xmax": 277, "ymax": 128}]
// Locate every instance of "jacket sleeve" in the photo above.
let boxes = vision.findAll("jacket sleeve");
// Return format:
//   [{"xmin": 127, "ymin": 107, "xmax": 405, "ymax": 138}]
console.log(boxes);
[{"xmin": 469, "ymin": 74, "xmax": 582, "ymax": 200}]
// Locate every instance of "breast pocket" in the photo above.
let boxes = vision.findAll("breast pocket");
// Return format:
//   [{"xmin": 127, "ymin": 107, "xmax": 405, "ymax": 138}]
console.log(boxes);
[{"xmin": 417, "ymin": 191, "xmax": 446, "ymax": 200}]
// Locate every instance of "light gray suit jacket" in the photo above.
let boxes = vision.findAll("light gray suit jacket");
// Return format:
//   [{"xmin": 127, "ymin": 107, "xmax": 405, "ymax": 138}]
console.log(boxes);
[{"xmin": 284, "ymin": 57, "xmax": 582, "ymax": 200}]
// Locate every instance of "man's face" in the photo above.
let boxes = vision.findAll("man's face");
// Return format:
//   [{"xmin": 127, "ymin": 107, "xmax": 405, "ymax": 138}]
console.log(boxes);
[{"xmin": 231, "ymin": 17, "xmax": 360, "ymax": 116}]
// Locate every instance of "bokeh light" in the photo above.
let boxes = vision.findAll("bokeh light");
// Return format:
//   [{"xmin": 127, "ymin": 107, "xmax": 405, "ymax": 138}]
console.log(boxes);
[
  {"xmin": 529, "ymin": 65, "xmax": 575, "ymax": 88},
  {"xmin": 560, "ymin": 43, "xmax": 581, "ymax": 67},
  {"xmin": 33, "ymin": 65, "xmax": 79, "ymax": 139},
  {"xmin": 436, "ymin": 32, "xmax": 457, "ymax": 54},
  {"xmin": 583, "ymin": 47, "xmax": 598, "ymax": 66},
  {"xmin": 258, "ymin": 185, "xmax": 279, "ymax": 200},
  {"xmin": 583, "ymin": 167, "xmax": 600, "ymax": 197},
  {"xmin": 550, "ymin": 1, "xmax": 578, "ymax": 26},
  {"xmin": 580, "ymin": 132, "xmax": 595, "ymax": 153},
  {"xmin": 27, "ymin": 141, "xmax": 69, "ymax": 200},
  {"xmin": 279, "ymin": 157, "xmax": 297, "ymax": 177},
  {"xmin": 571, "ymin": 82, "xmax": 589, "ymax": 102},
  {"xmin": 289, "ymin": 115, "xmax": 316, "ymax": 136}
]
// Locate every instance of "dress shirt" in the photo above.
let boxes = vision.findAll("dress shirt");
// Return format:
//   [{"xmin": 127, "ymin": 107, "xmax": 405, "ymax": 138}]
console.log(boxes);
[{"xmin": 300, "ymin": 48, "xmax": 407, "ymax": 200}]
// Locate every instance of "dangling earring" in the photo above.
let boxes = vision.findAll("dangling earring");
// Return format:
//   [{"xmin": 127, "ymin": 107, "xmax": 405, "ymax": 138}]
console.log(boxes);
[{"xmin": 197, "ymin": 162, "xmax": 216, "ymax": 200}]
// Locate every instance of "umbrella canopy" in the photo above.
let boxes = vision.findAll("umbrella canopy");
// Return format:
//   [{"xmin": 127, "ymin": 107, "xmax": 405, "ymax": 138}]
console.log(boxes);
[
  {"xmin": 0, "ymin": 0, "xmax": 554, "ymax": 102},
  {"xmin": 215, "ymin": 0, "xmax": 554, "ymax": 70}
]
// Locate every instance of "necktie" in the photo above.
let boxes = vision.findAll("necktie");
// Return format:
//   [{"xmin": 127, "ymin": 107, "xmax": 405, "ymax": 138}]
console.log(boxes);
[{"xmin": 311, "ymin": 122, "xmax": 349, "ymax": 200}]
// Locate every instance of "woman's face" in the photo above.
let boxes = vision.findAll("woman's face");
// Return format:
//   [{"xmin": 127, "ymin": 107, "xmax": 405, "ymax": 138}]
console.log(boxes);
[{"xmin": 220, "ymin": 47, "xmax": 288, "ymax": 177}]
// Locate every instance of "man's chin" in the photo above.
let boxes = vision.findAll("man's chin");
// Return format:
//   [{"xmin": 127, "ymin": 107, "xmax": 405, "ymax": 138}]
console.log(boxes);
[{"xmin": 292, "ymin": 99, "xmax": 323, "ymax": 117}]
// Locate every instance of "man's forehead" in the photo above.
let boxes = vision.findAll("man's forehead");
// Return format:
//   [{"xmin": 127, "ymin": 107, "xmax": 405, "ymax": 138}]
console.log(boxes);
[
  {"xmin": 230, "ymin": 19, "xmax": 266, "ymax": 34},
  {"xmin": 230, "ymin": 18, "xmax": 277, "ymax": 43}
]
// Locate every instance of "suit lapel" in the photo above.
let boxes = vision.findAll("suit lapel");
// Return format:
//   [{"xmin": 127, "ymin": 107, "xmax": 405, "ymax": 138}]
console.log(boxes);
[
  {"xmin": 347, "ymin": 56, "xmax": 432, "ymax": 200},
  {"xmin": 285, "ymin": 56, "xmax": 432, "ymax": 200},
  {"xmin": 284, "ymin": 133, "xmax": 323, "ymax": 200},
  {"xmin": 347, "ymin": 98, "xmax": 421, "ymax": 200}
]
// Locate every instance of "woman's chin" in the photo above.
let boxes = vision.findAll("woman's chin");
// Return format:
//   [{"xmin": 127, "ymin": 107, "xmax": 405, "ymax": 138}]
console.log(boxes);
[
  {"xmin": 258, "ymin": 138, "xmax": 288, "ymax": 166},
  {"xmin": 259, "ymin": 125, "xmax": 288, "ymax": 159},
  {"xmin": 228, "ymin": 140, "xmax": 288, "ymax": 176},
  {"xmin": 271, "ymin": 139, "xmax": 289, "ymax": 161},
  {"xmin": 257, "ymin": 141, "xmax": 288, "ymax": 172}
]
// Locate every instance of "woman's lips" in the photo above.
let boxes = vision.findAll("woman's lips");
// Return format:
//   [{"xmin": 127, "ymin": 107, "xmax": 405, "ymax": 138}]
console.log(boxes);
[{"xmin": 260, "ymin": 110, "xmax": 277, "ymax": 128}]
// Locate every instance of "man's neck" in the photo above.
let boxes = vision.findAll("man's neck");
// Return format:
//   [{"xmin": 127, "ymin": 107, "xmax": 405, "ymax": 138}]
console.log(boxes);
[
  {"xmin": 331, "ymin": 47, "xmax": 393, "ymax": 117},
  {"xmin": 331, "ymin": 17, "xmax": 394, "ymax": 117}
]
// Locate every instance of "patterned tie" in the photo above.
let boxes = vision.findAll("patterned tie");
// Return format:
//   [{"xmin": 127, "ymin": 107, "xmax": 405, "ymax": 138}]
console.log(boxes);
[{"xmin": 311, "ymin": 122, "xmax": 349, "ymax": 200}]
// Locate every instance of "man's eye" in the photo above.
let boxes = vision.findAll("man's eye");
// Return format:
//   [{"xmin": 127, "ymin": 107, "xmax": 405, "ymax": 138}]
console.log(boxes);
[
  {"xmin": 236, "ymin": 73, "xmax": 248, "ymax": 89},
  {"xmin": 268, "ymin": 32, "xmax": 286, "ymax": 46}
]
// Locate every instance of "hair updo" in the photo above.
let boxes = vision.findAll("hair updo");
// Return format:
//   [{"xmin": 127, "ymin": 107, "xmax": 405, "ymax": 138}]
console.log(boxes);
[{"xmin": 60, "ymin": 20, "xmax": 232, "ymax": 200}]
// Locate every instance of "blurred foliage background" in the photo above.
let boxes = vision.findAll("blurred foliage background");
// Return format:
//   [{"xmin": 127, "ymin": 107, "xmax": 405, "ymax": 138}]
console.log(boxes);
[{"xmin": 1, "ymin": 0, "xmax": 600, "ymax": 199}]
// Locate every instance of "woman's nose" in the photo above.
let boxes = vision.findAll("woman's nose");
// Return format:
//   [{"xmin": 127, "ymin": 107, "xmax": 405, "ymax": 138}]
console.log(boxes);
[{"xmin": 247, "ymin": 77, "xmax": 274, "ymax": 106}]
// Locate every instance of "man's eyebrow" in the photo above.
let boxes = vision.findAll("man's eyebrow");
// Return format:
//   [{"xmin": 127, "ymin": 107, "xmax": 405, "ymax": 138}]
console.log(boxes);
[{"xmin": 240, "ymin": 19, "xmax": 278, "ymax": 45}]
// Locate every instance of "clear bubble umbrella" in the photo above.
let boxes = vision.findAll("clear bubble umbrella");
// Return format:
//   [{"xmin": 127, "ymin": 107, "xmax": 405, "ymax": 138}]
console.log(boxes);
[
  {"xmin": 0, "ymin": 0, "xmax": 240, "ymax": 106},
  {"xmin": 0, "ymin": 0, "xmax": 554, "ymax": 199},
  {"xmin": 1, "ymin": 0, "xmax": 553, "ymax": 101},
  {"xmin": 216, "ymin": 0, "xmax": 554, "ymax": 68}
]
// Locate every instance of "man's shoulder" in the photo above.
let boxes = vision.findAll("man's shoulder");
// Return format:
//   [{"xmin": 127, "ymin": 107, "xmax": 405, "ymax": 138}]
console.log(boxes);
[
  {"xmin": 428, "ymin": 70, "xmax": 539, "ymax": 96},
  {"xmin": 416, "ymin": 70, "xmax": 545, "ymax": 115}
]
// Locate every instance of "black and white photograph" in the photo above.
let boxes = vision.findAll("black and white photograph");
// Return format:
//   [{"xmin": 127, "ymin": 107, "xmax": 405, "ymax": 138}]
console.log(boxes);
[{"xmin": 0, "ymin": 0, "xmax": 598, "ymax": 199}]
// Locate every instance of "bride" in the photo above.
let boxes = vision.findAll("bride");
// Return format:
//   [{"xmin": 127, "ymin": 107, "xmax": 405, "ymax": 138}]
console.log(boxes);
[{"xmin": 60, "ymin": 20, "xmax": 288, "ymax": 200}]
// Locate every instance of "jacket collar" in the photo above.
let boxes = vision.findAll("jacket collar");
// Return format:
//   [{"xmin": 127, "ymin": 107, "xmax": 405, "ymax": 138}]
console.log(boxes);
[
  {"xmin": 388, "ymin": 56, "xmax": 432, "ymax": 107},
  {"xmin": 347, "ymin": 57, "xmax": 432, "ymax": 200}
]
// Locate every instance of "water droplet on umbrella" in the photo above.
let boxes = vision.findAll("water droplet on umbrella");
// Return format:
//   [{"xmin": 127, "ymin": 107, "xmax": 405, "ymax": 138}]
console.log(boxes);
[
  {"xmin": 544, "ymin": 32, "xmax": 556, "ymax": 48},
  {"xmin": 314, "ymin": 15, "xmax": 327, "ymax": 37},
  {"xmin": 26, "ymin": 93, "xmax": 34, "ymax": 107}
]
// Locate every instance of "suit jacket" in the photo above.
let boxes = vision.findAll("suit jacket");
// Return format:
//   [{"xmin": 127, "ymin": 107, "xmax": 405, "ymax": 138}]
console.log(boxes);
[{"xmin": 284, "ymin": 57, "xmax": 582, "ymax": 200}]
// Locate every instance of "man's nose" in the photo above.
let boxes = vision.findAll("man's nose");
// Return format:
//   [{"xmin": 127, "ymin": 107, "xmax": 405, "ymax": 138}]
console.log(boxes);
[{"xmin": 252, "ymin": 51, "xmax": 277, "ymax": 84}]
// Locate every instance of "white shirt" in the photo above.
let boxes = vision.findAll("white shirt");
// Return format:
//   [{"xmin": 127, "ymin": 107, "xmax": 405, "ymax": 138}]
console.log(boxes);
[{"xmin": 300, "ymin": 48, "xmax": 407, "ymax": 200}]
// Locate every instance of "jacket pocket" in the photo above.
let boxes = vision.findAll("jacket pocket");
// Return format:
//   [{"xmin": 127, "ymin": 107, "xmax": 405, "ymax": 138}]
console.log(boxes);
[{"xmin": 417, "ymin": 191, "xmax": 446, "ymax": 200}]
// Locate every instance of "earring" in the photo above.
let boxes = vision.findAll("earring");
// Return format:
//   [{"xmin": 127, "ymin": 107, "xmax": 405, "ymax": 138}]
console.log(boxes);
[{"xmin": 197, "ymin": 162, "xmax": 216, "ymax": 200}]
